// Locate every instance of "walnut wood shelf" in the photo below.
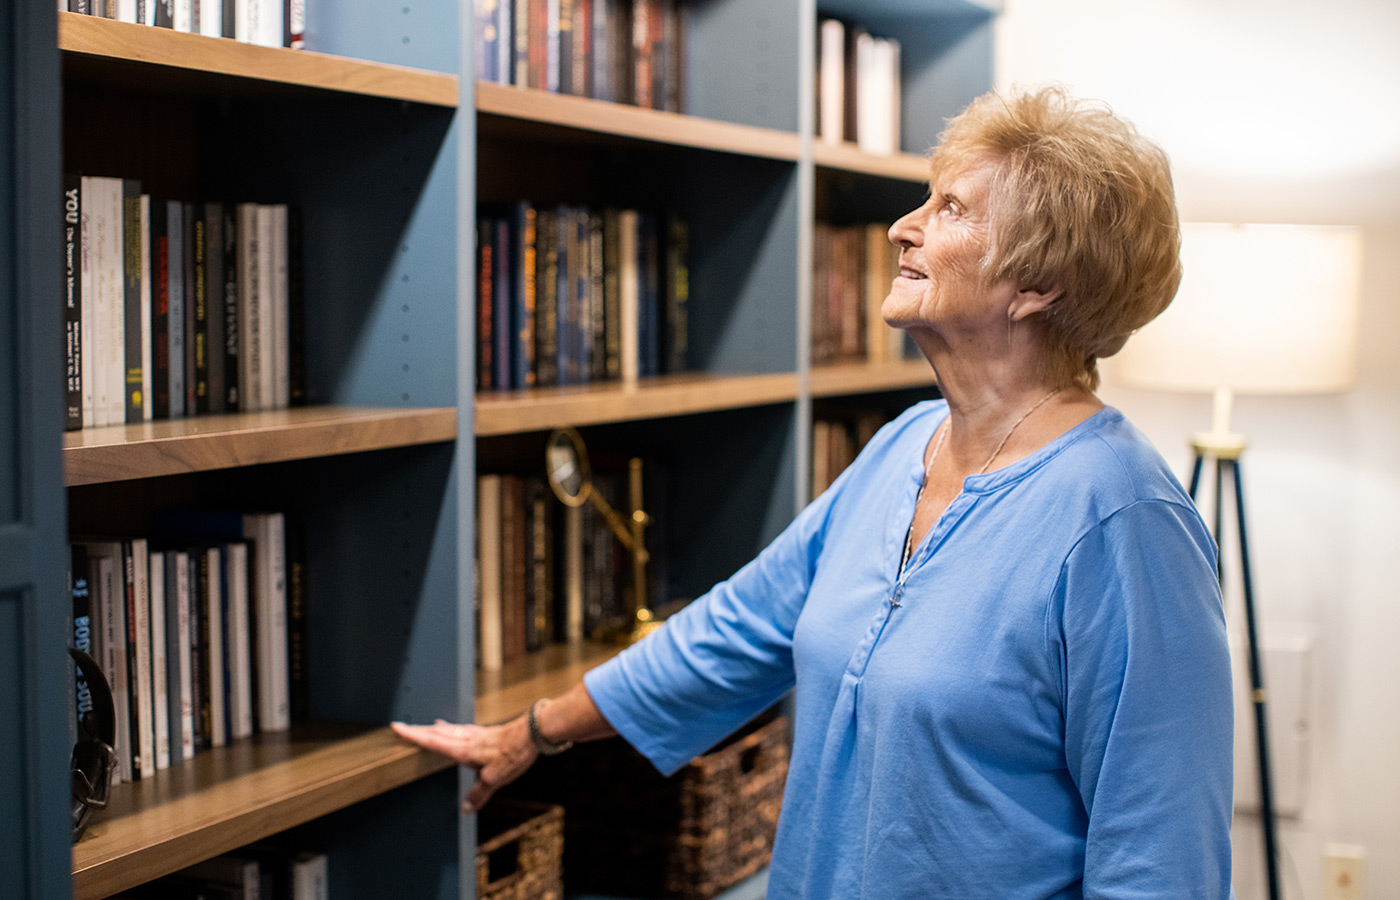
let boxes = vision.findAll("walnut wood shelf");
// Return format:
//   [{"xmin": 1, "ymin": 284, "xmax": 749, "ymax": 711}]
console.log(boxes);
[
  {"xmin": 63, "ymin": 406, "xmax": 457, "ymax": 486},
  {"xmin": 812, "ymin": 141, "xmax": 930, "ymax": 182},
  {"xmin": 58, "ymin": 12, "xmax": 458, "ymax": 106},
  {"xmin": 476, "ymin": 81, "xmax": 801, "ymax": 161},
  {"xmin": 70, "ymin": 723, "xmax": 454, "ymax": 900},
  {"xmin": 69, "ymin": 641, "xmax": 625, "ymax": 900},
  {"xmin": 809, "ymin": 360, "xmax": 938, "ymax": 398},
  {"xmin": 475, "ymin": 372, "xmax": 801, "ymax": 436}
]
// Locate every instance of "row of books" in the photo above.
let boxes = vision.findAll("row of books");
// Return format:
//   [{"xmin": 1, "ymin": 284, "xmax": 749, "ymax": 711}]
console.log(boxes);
[
  {"xmin": 817, "ymin": 17, "xmax": 904, "ymax": 156},
  {"xmin": 811, "ymin": 410, "xmax": 890, "ymax": 498},
  {"xmin": 477, "ymin": 203, "xmax": 688, "ymax": 391},
  {"xmin": 475, "ymin": 466, "xmax": 667, "ymax": 670},
  {"xmin": 474, "ymin": 0, "xmax": 683, "ymax": 111},
  {"xmin": 121, "ymin": 846, "xmax": 327, "ymax": 900},
  {"xmin": 70, "ymin": 511, "xmax": 305, "ymax": 785},
  {"xmin": 812, "ymin": 221, "xmax": 909, "ymax": 367},
  {"xmin": 63, "ymin": 174, "xmax": 304, "ymax": 431},
  {"xmin": 62, "ymin": 0, "xmax": 304, "ymax": 50}
]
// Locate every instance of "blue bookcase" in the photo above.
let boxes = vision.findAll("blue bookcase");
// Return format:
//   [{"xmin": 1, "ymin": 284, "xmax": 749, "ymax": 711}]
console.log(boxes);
[{"xmin": 3, "ymin": 0, "xmax": 996, "ymax": 898}]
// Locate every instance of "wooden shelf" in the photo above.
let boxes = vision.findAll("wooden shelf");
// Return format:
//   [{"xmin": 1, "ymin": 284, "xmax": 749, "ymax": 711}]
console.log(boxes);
[
  {"xmin": 809, "ymin": 360, "xmax": 937, "ymax": 398},
  {"xmin": 476, "ymin": 641, "xmax": 625, "ymax": 725},
  {"xmin": 69, "ymin": 641, "xmax": 625, "ymax": 900},
  {"xmin": 64, "ymin": 405, "xmax": 457, "ymax": 486},
  {"xmin": 476, "ymin": 81, "xmax": 801, "ymax": 161},
  {"xmin": 70, "ymin": 723, "xmax": 454, "ymax": 900},
  {"xmin": 58, "ymin": 12, "xmax": 458, "ymax": 106},
  {"xmin": 812, "ymin": 141, "xmax": 930, "ymax": 182},
  {"xmin": 475, "ymin": 372, "xmax": 800, "ymax": 436}
]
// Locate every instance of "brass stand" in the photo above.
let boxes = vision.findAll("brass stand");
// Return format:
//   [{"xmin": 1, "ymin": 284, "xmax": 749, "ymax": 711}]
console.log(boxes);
[{"xmin": 1187, "ymin": 389, "xmax": 1281, "ymax": 900}]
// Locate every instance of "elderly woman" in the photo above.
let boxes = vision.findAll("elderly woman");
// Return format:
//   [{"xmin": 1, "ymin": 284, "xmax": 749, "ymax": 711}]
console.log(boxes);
[{"xmin": 394, "ymin": 86, "xmax": 1233, "ymax": 899}]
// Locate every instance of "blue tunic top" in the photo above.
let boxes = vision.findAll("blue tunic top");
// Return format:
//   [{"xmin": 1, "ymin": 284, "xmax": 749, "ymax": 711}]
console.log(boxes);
[{"xmin": 585, "ymin": 401, "xmax": 1234, "ymax": 899}]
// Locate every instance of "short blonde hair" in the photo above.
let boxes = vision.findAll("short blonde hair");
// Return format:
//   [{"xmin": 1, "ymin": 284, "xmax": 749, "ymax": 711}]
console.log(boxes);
[{"xmin": 931, "ymin": 86, "xmax": 1182, "ymax": 390}]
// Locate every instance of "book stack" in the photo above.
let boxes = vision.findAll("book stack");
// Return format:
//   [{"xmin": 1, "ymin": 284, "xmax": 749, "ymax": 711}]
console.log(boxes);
[
  {"xmin": 69, "ymin": 511, "xmax": 306, "ymax": 785},
  {"xmin": 63, "ymin": 175, "xmax": 305, "ymax": 431},
  {"xmin": 474, "ymin": 0, "xmax": 683, "ymax": 111},
  {"xmin": 812, "ymin": 221, "xmax": 907, "ymax": 367},
  {"xmin": 475, "ymin": 462, "xmax": 667, "ymax": 669},
  {"xmin": 476, "ymin": 203, "xmax": 688, "ymax": 391},
  {"xmin": 62, "ymin": 0, "xmax": 305, "ymax": 50},
  {"xmin": 811, "ymin": 409, "xmax": 889, "ymax": 498},
  {"xmin": 817, "ymin": 17, "xmax": 902, "ymax": 156}
]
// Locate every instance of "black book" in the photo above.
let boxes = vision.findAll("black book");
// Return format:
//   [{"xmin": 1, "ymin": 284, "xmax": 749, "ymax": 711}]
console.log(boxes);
[
  {"xmin": 149, "ymin": 200, "xmax": 171, "ymax": 420},
  {"xmin": 122, "ymin": 180, "xmax": 145, "ymax": 424},
  {"xmin": 183, "ymin": 201, "xmax": 198, "ymax": 415},
  {"xmin": 193, "ymin": 205, "xmax": 211, "ymax": 414},
  {"xmin": 203, "ymin": 202, "xmax": 226, "ymax": 414},
  {"xmin": 70, "ymin": 545, "xmax": 94, "ymax": 732},
  {"xmin": 63, "ymin": 173, "xmax": 83, "ymax": 431},
  {"xmin": 287, "ymin": 206, "xmax": 306, "ymax": 406},
  {"xmin": 220, "ymin": 204, "xmax": 240, "ymax": 412}
]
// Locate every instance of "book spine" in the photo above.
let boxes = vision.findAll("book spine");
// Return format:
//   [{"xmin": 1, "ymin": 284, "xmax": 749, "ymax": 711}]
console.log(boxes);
[
  {"xmin": 139, "ymin": 195, "xmax": 153, "ymax": 421},
  {"xmin": 183, "ymin": 202, "xmax": 198, "ymax": 414},
  {"xmin": 63, "ymin": 174, "xmax": 83, "ymax": 430},
  {"xmin": 193, "ymin": 206, "xmax": 211, "ymax": 414},
  {"xmin": 225, "ymin": 542, "xmax": 254, "ymax": 741},
  {"xmin": 268, "ymin": 204, "xmax": 290, "ymax": 410},
  {"xmin": 533, "ymin": 207, "xmax": 557, "ymax": 387},
  {"xmin": 97, "ymin": 177, "xmax": 126, "ymax": 427},
  {"xmin": 247, "ymin": 512, "xmax": 290, "ymax": 732},
  {"xmin": 512, "ymin": 202, "xmax": 537, "ymax": 388},
  {"xmin": 79, "ymin": 177, "xmax": 96, "ymax": 427},
  {"xmin": 189, "ymin": 550, "xmax": 208, "ymax": 751},
  {"xmin": 70, "ymin": 545, "xmax": 94, "ymax": 728},
  {"xmin": 166, "ymin": 200, "xmax": 186, "ymax": 418},
  {"xmin": 286, "ymin": 206, "xmax": 306, "ymax": 405},
  {"xmin": 477, "ymin": 221, "xmax": 493, "ymax": 390},
  {"xmin": 236, "ymin": 203, "xmax": 261, "ymax": 412},
  {"xmin": 492, "ymin": 216, "xmax": 512, "ymax": 389},
  {"xmin": 663, "ymin": 214, "xmax": 687, "ymax": 374},
  {"xmin": 121, "ymin": 542, "xmax": 146, "ymax": 780},
  {"xmin": 221, "ymin": 204, "xmax": 240, "ymax": 411},
  {"xmin": 587, "ymin": 212, "xmax": 606, "ymax": 381},
  {"xmin": 123, "ymin": 180, "xmax": 144, "ymax": 424},
  {"xmin": 204, "ymin": 202, "xmax": 226, "ymax": 413},
  {"xmin": 603, "ymin": 207, "xmax": 621, "ymax": 380},
  {"xmin": 149, "ymin": 550, "xmax": 170, "ymax": 770},
  {"xmin": 150, "ymin": 201, "xmax": 171, "ymax": 420},
  {"xmin": 476, "ymin": 474, "xmax": 504, "ymax": 671},
  {"xmin": 286, "ymin": 519, "xmax": 308, "ymax": 722}
]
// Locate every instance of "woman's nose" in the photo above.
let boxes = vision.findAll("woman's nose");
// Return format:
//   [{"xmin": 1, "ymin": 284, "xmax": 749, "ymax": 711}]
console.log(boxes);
[{"xmin": 888, "ymin": 203, "xmax": 927, "ymax": 248}]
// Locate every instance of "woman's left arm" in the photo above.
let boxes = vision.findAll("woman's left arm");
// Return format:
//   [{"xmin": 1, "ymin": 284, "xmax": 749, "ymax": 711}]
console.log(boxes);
[{"xmin": 1056, "ymin": 498, "xmax": 1234, "ymax": 899}]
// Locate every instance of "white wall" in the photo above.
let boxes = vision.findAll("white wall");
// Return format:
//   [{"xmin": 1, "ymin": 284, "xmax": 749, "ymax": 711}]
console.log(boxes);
[{"xmin": 994, "ymin": 2, "xmax": 1400, "ymax": 898}]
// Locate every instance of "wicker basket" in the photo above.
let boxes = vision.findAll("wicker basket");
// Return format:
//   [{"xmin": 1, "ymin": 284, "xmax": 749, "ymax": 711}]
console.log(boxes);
[
  {"xmin": 508, "ymin": 714, "xmax": 789, "ymax": 900},
  {"xmin": 476, "ymin": 800, "xmax": 565, "ymax": 900}
]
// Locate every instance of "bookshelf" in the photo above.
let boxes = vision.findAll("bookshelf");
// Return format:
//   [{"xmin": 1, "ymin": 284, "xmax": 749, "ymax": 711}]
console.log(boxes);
[{"xmin": 4, "ymin": 1, "xmax": 995, "ymax": 898}]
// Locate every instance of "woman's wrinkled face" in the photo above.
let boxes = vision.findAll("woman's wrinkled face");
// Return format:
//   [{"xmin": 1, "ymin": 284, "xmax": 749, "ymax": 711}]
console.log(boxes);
[{"xmin": 883, "ymin": 160, "xmax": 1008, "ymax": 334}]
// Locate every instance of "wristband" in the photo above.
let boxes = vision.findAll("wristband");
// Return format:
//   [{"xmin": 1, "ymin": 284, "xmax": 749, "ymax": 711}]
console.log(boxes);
[{"xmin": 527, "ymin": 699, "xmax": 573, "ymax": 755}]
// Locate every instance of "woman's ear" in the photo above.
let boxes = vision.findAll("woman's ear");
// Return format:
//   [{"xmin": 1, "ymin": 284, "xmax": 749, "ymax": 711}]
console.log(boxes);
[{"xmin": 1009, "ymin": 285, "xmax": 1063, "ymax": 322}]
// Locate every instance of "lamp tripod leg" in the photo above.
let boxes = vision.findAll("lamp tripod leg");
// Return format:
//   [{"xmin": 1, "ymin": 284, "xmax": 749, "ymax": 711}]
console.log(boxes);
[{"xmin": 1227, "ymin": 458, "xmax": 1282, "ymax": 900}]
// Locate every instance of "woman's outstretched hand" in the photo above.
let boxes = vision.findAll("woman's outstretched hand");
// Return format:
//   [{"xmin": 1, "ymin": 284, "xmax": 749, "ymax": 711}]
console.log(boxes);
[{"xmin": 390, "ymin": 715, "xmax": 537, "ymax": 812}]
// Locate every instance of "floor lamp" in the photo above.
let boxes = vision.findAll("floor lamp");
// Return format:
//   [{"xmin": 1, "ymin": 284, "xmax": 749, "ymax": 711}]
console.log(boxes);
[{"xmin": 1113, "ymin": 222, "xmax": 1362, "ymax": 900}]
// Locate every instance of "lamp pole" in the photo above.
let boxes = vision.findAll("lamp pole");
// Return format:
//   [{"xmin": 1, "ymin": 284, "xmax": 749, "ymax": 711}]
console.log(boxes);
[{"xmin": 1187, "ymin": 387, "xmax": 1281, "ymax": 900}]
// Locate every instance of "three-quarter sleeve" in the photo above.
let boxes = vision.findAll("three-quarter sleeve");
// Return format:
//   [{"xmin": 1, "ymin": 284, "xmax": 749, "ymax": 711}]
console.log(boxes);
[
  {"xmin": 1053, "ymin": 498, "xmax": 1234, "ymax": 898},
  {"xmin": 584, "ymin": 466, "xmax": 848, "ymax": 775}
]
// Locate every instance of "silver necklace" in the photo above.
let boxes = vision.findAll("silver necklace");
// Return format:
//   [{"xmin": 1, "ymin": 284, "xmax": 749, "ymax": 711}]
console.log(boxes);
[{"xmin": 896, "ymin": 387, "xmax": 1062, "ymax": 585}]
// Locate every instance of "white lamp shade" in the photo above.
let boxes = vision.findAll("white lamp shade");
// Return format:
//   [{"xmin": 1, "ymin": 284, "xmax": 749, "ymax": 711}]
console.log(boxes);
[{"xmin": 1114, "ymin": 223, "xmax": 1362, "ymax": 395}]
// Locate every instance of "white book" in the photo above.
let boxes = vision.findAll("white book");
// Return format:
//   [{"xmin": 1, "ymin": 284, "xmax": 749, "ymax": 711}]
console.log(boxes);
[
  {"xmin": 292, "ymin": 852, "xmax": 329, "ymax": 900},
  {"xmin": 173, "ymin": 0, "xmax": 192, "ymax": 31},
  {"xmin": 149, "ymin": 550, "xmax": 170, "ymax": 770},
  {"xmin": 244, "ymin": 512, "xmax": 289, "ymax": 732},
  {"xmin": 235, "ymin": 0, "xmax": 250, "ymax": 42},
  {"xmin": 129, "ymin": 539, "xmax": 155, "ymax": 780},
  {"xmin": 116, "ymin": 0, "xmax": 138, "ymax": 23},
  {"xmin": 170, "ymin": 550, "xmax": 195, "ymax": 760},
  {"xmin": 618, "ymin": 209, "xmax": 640, "ymax": 386},
  {"xmin": 236, "ymin": 203, "xmax": 262, "ymax": 412},
  {"xmin": 90, "ymin": 176, "xmax": 126, "ymax": 427},
  {"xmin": 205, "ymin": 545, "xmax": 227, "ymax": 747},
  {"xmin": 854, "ymin": 31, "xmax": 886, "ymax": 156},
  {"xmin": 139, "ymin": 195, "xmax": 153, "ymax": 421},
  {"xmin": 246, "ymin": 0, "xmax": 283, "ymax": 47},
  {"xmin": 886, "ymin": 37, "xmax": 902, "ymax": 155},
  {"xmin": 477, "ymin": 474, "xmax": 504, "ymax": 671},
  {"xmin": 200, "ymin": 0, "xmax": 223, "ymax": 38},
  {"xmin": 818, "ymin": 18, "xmax": 845, "ymax": 145},
  {"xmin": 267, "ymin": 205, "xmax": 290, "ymax": 410},
  {"xmin": 226, "ymin": 542, "xmax": 254, "ymax": 741},
  {"xmin": 563, "ymin": 503, "xmax": 584, "ymax": 641}
]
